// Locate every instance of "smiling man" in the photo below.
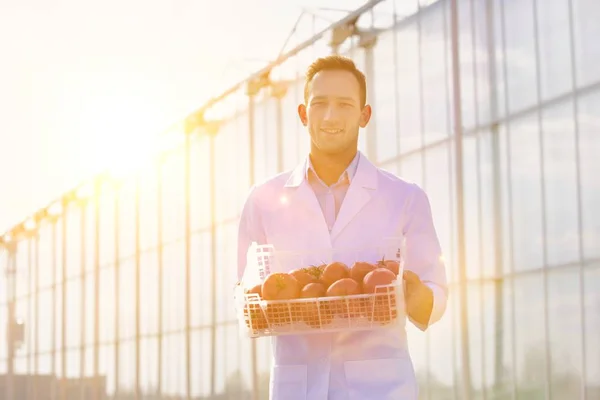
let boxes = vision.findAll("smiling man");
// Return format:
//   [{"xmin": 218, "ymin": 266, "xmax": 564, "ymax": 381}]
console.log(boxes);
[{"xmin": 237, "ymin": 55, "xmax": 448, "ymax": 400}]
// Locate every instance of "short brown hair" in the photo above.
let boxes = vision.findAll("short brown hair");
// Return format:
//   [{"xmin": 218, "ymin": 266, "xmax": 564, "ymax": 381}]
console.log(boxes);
[{"xmin": 303, "ymin": 55, "xmax": 367, "ymax": 108}]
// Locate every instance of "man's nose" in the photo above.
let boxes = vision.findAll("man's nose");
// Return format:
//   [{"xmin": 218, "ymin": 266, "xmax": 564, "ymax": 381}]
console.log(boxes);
[{"xmin": 323, "ymin": 105, "xmax": 337, "ymax": 121}]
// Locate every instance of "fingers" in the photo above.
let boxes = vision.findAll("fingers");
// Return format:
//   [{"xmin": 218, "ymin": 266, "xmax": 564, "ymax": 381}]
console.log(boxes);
[{"xmin": 402, "ymin": 269, "xmax": 420, "ymax": 285}]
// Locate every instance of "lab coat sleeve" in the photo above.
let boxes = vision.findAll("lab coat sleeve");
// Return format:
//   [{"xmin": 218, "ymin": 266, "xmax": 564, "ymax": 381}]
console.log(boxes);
[
  {"xmin": 237, "ymin": 185, "xmax": 267, "ymax": 283},
  {"xmin": 402, "ymin": 184, "xmax": 448, "ymax": 331}
]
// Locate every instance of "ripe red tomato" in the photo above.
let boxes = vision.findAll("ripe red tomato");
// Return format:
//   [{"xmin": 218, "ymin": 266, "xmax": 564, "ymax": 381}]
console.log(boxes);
[
  {"xmin": 243, "ymin": 284, "xmax": 267, "ymax": 330},
  {"xmin": 362, "ymin": 268, "xmax": 397, "ymax": 294},
  {"xmin": 289, "ymin": 269, "xmax": 318, "ymax": 288},
  {"xmin": 326, "ymin": 278, "xmax": 362, "ymax": 317},
  {"xmin": 349, "ymin": 261, "xmax": 376, "ymax": 285},
  {"xmin": 362, "ymin": 268, "xmax": 398, "ymax": 324},
  {"xmin": 261, "ymin": 273, "xmax": 300, "ymax": 300},
  {"xmin": 298, "ymin": 282, "xmax": 332, "ymax": 328},
  {"xmin": 320, "ymin": 262, "xmax": 349, "ymax": 287},
  {"xmin": 378, "ymin": 258, "xmax": 400, "ymax": 275}
]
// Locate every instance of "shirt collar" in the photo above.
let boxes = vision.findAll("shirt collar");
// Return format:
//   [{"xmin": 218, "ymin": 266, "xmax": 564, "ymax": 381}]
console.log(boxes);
[{"xmin": 305, "ymin": 151, "xmax": 361, "ymax": 186}]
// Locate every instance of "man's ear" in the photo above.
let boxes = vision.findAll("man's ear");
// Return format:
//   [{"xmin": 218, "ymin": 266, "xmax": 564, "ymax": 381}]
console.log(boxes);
[
  {"xmin": 359, "ymin": 104, "xmax": 372, "ymax": 128},
  {"xmin": 297, "ymin": 104, "xmax": 308, "ymax": 126}
]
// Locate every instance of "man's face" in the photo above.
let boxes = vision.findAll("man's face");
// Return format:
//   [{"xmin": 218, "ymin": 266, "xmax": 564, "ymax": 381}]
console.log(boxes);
[{"xmin": 298, "ymin": 69, "xmax": 371, "ymax": 156}]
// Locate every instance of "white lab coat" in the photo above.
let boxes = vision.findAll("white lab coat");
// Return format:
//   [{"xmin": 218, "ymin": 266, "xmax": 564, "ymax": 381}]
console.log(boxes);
[{"xmin": 237, "ymin": 152, "xmax": 448, "ymax": 400}]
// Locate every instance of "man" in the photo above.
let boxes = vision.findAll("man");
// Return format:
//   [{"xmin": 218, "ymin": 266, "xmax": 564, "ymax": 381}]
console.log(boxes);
[{"xmin": 237, "ymin": 55, "xmax": 447, "ymax": 400}]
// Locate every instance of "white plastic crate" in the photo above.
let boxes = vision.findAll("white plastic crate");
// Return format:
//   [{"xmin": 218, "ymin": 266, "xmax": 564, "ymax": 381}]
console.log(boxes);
[{"xmin": 235, "ymin": 237, "xmax": 407, "ymax": 338}]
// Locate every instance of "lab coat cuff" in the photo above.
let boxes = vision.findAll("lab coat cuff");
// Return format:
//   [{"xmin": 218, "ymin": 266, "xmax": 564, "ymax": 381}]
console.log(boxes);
[{"xmin": 408, "ymin": 283, "xmax": 447, "ymax": 331}]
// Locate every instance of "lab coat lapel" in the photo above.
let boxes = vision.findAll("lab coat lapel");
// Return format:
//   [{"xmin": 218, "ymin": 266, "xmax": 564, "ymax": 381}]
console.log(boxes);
[
  {"xmin": 283, "ymin": 158, "xmax": 325, "ymax": 221},
  {"xmin": 330, "ymin": 153, "xmax": 378, "ymax": 240}
]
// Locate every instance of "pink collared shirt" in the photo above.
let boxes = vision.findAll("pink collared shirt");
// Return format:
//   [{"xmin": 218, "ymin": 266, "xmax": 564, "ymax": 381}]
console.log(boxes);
[{"xmin": 306, "ymin": 152, "xmax": 361, "ymax": 232}]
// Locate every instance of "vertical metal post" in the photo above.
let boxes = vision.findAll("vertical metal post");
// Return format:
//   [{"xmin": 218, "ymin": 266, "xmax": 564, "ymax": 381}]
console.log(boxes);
[
  {"xmin": 93, "ymin": 192, "xmax": 101, "ymax": 400},
  {"xmin": 496, "ymin": 0, "xmax": 518, "ymax": 397},
  {"xmin": 209, "ymin": 132, "xmax": 218, "ymax": 398},
  {"xmin": 61, "ymin": 206, "xmax": 68, "ymax": 400},
  {"xmin": 157, "ymin": 162, "xmax": 164, "ymax": 396},
  {"xmin": 566, "ymin": 0, "xmax": 588, "ymax": 396},
  {"xmin": 484, "ymin": 0, "xmax": 506, "ymax": 394},
  {"xmin": 80, "ymin": 204, "xmax": 87, "ymax": 399},
  {"xmin": 449, "ymin": 0, "xmax": 472, "ymax": 398},
  {"xmin": 247, "ymin": 90, "xmax": 259, "ymax": 400},
  {"xmin": 27, "ymin": 238, "xmax": 33, "ymax": 399},
  {"xmin": 134, "ymin": 175, "xmax": 141, "ymax": 400},
  {"xmin": 114, "ymin": 193, "xmax": 121, "ymax": 395},
  {"xmin": 34, "ymin": 233, "xmax": 40, "ymax": 400},
  {"xmin": 184, "ymin": 133, "xmax": 192, "ymax": 400},
  {"xmin": 51, "ymin": 221, "xmax": 57, "ymax": 400},
  {"xmin": 5, "ymin": 245, "xmax": 16, "ymax": 400},
  {"xmin": 530, "ymin": 1, "xmax": 552, "ymax": 398}
]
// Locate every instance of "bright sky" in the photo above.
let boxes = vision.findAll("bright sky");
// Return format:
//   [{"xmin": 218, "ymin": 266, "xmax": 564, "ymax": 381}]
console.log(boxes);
[{"xmin": 0, "ymin": 0, "xmax": 367, "ymax": 232}]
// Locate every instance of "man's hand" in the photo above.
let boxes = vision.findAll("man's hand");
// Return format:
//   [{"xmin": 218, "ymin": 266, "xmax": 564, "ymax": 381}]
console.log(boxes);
[{"xmin": 403, "ymin": 270, "xmax": 434, "ymax": 327}]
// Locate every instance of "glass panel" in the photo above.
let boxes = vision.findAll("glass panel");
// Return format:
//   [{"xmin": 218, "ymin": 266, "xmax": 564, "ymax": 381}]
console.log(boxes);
[
  {"xmin": 118, "ymin": 339, "xmax": 135, "ymax": 394},
  {"xmin": 66, "ymin": 208, "xmax": 82, "ymax": 279},
  {"xmin": 117, "ymin": 180, "xmax": 137, "ymax": 259},
  {"xmin": 252, "ymin": 99, "xmax": 268, "ymax": 185},
  {"xmin": 424, "ymin": 142, "xmax": 455, "ymax": 283},
  {"xmin": 66, "ymin": 348, "xmax": 80, "ymax": 378},
  {"xmin": 55, "ymin": 282, "xmax": 63, "ymax": 373},
  {"xmin": 423, "ymin": 304, "xmax": 456, "ymax": 396},
  {"xmin": 542, "ymin": 100, "xmax": 580, "ymax": 266},
  {"xmin": 65, "ymin": 278, "xmax": 81, "ymax": 348},
  {"xmin": 38, "ymin": 354, "xmax": 52, "ymax": 375},
  {"xmin": 214, "ymin": 118, "xmax": 242, "ymax": 222},
  {"xmin": 396, "ymin": 19, "xmax": 423, "ymax": 154},
  {"xmin": 139, "ymin": 166, "xmax": 158, "ymax": 251},
  {"xmin": 220, "ymin": 324, "xmax": 249, "ymax": 397},
  {"xmin": 160, "ymin": 148, "xmax": 186, "ymax": 243},
  {"xmin": 99, "ymin": 344, "xmax": 116, "ymax": 396},
  {"xmin": 537, "ymin": 0, "xmax": 573, "ymax": 101},
  {"xmin": 38, "ymin": 224, "xmax": 54, "ymax": 289},
  {"xmin": 264, "ymin": 97, "xmax": 279, "ymax": 176},
  {"xmin": 573, "ymin": 0, "xmax": 600, "ymax": 87},
  {"xmin": 508, "ymin": 114, "xmax": 544, "ymax": 271},
  {"xmin": 190, "ymin": 135, "xmax": 211, "ymax": 232},
  {"xmin": 15, "ymin": 241, "xmax": 29, "ymax": 299},
  {"xmin": 118, "ymin": 258, "xmax": 135, "ymax": 340},
  {"xmin": 140, "ymin": 250, "xmax": 159, "ymax": 335},
  {"xmin": 85, "ymin": 201, "xmax": 97, "ymax": 274},
  {"xmin": 547, "ymin": 269, "xmax": 584, "ymax": 398},
  {"xmin": 191, "ymin": 232, "xmax": 213, "ymax": 327},
  {"xmin": 399, "ymin": 151, "xmax": 423, "ymax": 187},
  {"xmin": 583, "ymin": 265, "xmax": 600, "ymax": 393},
  {"xmin": 373, "ymin": 31, "xmax": 399, "ymax": 163},
  {"xmin": 85, "ymin": 271, "xmax": 95, "ymax": 346},
  {"xmin": 478, "ymin": 132, "xmax": 497, "ymax": 278},
  {"xmin": 235, "ymin": 111, "xmax": 252, "ymax": 212},
  {"xmin": 215, "ymin": 223, "xmax": 237, "ymax": 324},
  {"xmin": 98, "ymin": 192, "xmax": 116, "ymax": 268},
  {"xmin": 281, "ymin": 80, "xmax": 304, "ymax": 172},
  {"xmin": 462, "ymin": 135, "xmax": 482, "ymax": 280},
  {"xmin": 502, "ymin": 0, "xmax": 538, "ymax": 114},
  {"xmin": 578, "ymin": 91, "xmax": 600, "ymax": 259},
  {"xmin": 191, "ymin": 329, "xmax": 212, "ymax": 397},
  {"xmin": 422, "ymin": 2, "xmax": 452, "ymax": 145},
  {"xmin": 162, "ymin": 241, "xmax": 185, "ymax": 332},
  {"xmin": 513, "ymin": 274, "xmax": 547, "ymax": 396},
  {"xmin": 99, "ymin": 266, "xmax": 115, "ymax": 343},
  {"xmin": 457, "ymin": 0, "xmax": 477, "ymax": 131},
  {"xmin": 161, "ymin": 333, "xmax": 186, "ymax": 397},
  {"xmin": 140, "ymin": 338, "xmax": 159, "ymax": 396},
  {"xmin": 37, "ymin": 288, "xmax": 53, "ymax": 353}
]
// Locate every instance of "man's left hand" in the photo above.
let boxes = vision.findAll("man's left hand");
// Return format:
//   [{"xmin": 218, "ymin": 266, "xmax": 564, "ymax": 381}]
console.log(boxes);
[{"xmin": 403, "ymin": 270, "xmax": 434, "ymax": 327}]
